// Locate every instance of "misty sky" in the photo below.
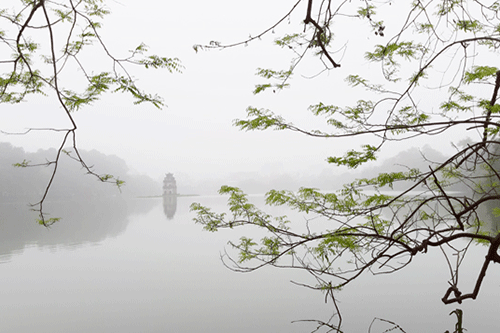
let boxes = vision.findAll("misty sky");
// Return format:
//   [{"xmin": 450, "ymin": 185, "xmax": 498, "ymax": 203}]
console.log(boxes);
[{"xmin": 0, "ymin": 0, "xmax": 467, "ymax": 183}]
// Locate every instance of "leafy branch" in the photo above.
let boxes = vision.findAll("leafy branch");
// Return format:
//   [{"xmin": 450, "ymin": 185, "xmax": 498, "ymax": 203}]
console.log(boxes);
[{"xmin": 1, "ymin": 0, "xmax": 181, "ymax": 225}]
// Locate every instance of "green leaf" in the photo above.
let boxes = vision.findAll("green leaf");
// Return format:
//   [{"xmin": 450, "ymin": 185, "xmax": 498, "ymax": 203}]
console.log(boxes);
[
  {"xmin": 464, "ymin": 66, "xmax": 498, "ymax": 84},
  {"xmin": 327, "ymin": 145, "xmax": 378, "ymax": 169},
  {"xmin": 13, "ymin": 159, "xmax": 30, "ymax": 167}
]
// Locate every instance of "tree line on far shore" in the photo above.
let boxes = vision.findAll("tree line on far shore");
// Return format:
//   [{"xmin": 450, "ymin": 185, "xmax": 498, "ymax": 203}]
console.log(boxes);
[{"xmin": 0, "ymin": 142, "xmax": 160, "ymax": 203}]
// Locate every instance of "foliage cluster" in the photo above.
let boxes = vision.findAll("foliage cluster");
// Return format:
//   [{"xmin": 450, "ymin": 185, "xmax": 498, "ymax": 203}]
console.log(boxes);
[
  {"xmin": 0, "ymin": 0, "xmax": 180, "ymax": 225},
  {"xmin": 191, "ymin": 0, "xmax": 500, "ymax": 330}
]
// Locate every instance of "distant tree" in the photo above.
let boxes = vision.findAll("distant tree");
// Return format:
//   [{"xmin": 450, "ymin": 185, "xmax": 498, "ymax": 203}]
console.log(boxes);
[
  {"xmin": 0, "ymin": 0, "xmax": 181, "ymax": 225},
  {"xmin": 192, "ymin": 0, "xmax": 500, "ymax": 330},
  {"xmin": 0, "ymin": 142, "xmax": 160, "ymax": 203}
]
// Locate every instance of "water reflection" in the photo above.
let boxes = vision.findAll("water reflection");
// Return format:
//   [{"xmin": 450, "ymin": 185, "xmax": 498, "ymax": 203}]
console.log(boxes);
[
  {"xmin": 0, "ymin": 197, "xmax": 158, "ymax": 261},
  {"xmin": 163, "ymin": 194, "xmax": 177, "ymax": 219},
  {"xmin": 0, "ymin": 195, "xmax": 499, "ymax": 332}
]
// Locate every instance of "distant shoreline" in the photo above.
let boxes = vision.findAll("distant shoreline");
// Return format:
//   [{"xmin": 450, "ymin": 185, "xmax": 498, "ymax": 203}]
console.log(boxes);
[{"xmin": 137, "ymin": 194, "xmax": 200, "ymax": 198}]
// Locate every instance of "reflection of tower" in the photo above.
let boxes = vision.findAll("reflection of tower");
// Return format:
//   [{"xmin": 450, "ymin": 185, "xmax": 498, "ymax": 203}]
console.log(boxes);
[
  {"xmin": 163, "ymin": 173, "xmax": 177, "ymax": 220},
  {"xmin": 163, "ymin": 195, "xmax": 177, "ymax": 220}
]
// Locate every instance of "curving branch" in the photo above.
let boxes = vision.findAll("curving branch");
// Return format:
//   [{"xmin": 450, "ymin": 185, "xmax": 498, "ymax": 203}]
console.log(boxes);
[
  {"xmin": 1, "ymin": 0, "xmax": 181, "ymax": 225},
  {"xmin": 482, "ymin": 70, "xmax": 500, "ymax": 143},
  {"xmin": 303, "ymin": 0, "xmax": 340, "ymax": 68}
]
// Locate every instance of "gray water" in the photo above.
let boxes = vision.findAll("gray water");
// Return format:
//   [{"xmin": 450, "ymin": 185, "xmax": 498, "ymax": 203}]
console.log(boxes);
[{"xmin": 0, "ymin": 196, "xmax": 498, "ymax": 332}]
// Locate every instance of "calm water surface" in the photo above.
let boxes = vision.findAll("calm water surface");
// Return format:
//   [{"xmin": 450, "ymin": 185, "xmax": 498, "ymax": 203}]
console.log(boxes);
[{"xmin": 0, "ymin": 195, "xmax": 498, "ymax": 332}]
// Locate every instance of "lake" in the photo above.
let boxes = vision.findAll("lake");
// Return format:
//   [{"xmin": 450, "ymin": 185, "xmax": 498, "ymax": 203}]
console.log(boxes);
[{"xmin": 0, "ymin": 195, "xmax": 499, "ymax": 332}]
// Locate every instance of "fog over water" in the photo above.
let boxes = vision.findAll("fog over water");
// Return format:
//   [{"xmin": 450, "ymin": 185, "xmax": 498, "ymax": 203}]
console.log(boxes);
[
  {"xmin": 0, "ymin": 194, "xmax": 499, "ymax": 332},
  {"xmin": 0, "ymin": 139, "xmax": 498, "ymax": 331},
  {"xmin": 1, "ymin": 0, "xmax": 499, "ymax": 332}
]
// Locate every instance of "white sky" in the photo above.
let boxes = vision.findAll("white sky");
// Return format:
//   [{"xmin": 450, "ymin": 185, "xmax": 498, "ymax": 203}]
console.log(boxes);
[{"xmin": 0, "ymin": 0, "xmax": 465, "ymax": 182}]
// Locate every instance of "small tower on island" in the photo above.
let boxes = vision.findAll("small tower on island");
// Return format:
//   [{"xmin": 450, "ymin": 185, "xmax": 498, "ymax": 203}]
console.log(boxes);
[
  {"xmin": 163, "ymin": 173, "xmax": 177, "ymax": 220},
  {"xmin": 163, "ymin": 173, "xmax": 177, "ymax": 196}
]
